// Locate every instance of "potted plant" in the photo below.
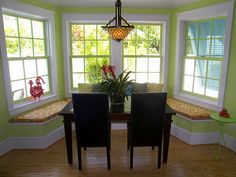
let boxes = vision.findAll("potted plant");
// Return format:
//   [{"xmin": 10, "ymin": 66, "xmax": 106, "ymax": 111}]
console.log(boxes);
[{"xmin": 98, "ymin": 65, "xmax": 132, "ymax": 112}]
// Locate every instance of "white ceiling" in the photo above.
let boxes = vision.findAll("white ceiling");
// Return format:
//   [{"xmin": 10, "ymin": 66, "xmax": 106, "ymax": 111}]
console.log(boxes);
[{"xmin": 40, "ymin": 0, "xmax": 200, "ymax": 8}]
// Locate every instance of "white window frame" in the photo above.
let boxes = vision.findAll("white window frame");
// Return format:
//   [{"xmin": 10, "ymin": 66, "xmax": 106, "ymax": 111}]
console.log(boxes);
[
  {"xmin": 63, "ymin": 13, "xmax": 170, "ymax": 97},
  {"xmin": 0, "ymin": 0, "xmax": 58, "ymax": 115},
  {"xmin": 174, "ymin": 1, "xmax": 234, "ymax": 111}
]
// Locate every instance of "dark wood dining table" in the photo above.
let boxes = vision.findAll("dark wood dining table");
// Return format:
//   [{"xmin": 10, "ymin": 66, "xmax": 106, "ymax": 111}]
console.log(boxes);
[{"xmin": 59, "ymin": 100, "xmax": 175, "ymax": 165}]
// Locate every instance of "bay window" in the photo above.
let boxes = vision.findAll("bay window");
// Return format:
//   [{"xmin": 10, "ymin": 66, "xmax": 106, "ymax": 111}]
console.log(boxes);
[
  {"xmin": 0, "ymin": 1, "xmax": 58, "ymax": 115},
  {"xmin": 174, "ymin": 1, "xmax": 234, "ymax": 110}
]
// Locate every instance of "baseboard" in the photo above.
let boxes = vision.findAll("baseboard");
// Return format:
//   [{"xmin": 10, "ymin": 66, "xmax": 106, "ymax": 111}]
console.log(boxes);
[
  {"xmin": 171, "ymin": 124, "xmax": 236, "ymax": 152},
  {"xmin": 0, "ymin": 126, "xmax": 65, "ymax": 156}
]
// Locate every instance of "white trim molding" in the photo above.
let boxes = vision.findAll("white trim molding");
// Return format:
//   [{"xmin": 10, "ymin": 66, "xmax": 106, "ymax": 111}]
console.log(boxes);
[
  {"xmin": 174, "ymin": 1, "xmax": 234, "ymax": 111},
  {"xmin": 0, "ymin": 0, "xmax": 59, "ymax": 115},
  {"xmin": 62, "ymin": 13, "xmax": 170, "ymax": 97},
  {"xmin": 171, "ymin": 124, "xmax": 236, "ymax": 153},
  {"xmin": 0, "ymin": 126, "xmax": 64, "ymax": 156}
]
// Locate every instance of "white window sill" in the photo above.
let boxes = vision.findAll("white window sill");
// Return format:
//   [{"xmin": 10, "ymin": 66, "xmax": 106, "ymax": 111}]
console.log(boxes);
[
  {"xmin": 9, "ymin": 94, "xmax": 60, "ymax": 116},
  {"xmin": 173, "ymin": 92, "xmax": 222, "ymax": 112}
]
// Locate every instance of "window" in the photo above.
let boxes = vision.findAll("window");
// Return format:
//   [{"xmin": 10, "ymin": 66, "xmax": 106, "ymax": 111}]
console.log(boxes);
[
  {"xmin": 63, "ymin": 14, "xmax": 169, "ymax": 95},
  {"xmin": 0, "ymin": 1, "xmax": 58, "ymax": 115},
  {"xmin": 123, "ymin": 24, "xmax": 162, "ymax": 83},
  {"xmin": 174, "ymin": 1, "xmax": 234, "ymax": 110},
  {"xmin": 70, "ymin": 24, "xmax": 110, "ymax": 89},
  {"xmin": 182, "ymin": 18, "xmax": 225, "ymax": 99},
  {"xmin": 3, "ymin": 14, "xmax": 50, "ymax": 102}
]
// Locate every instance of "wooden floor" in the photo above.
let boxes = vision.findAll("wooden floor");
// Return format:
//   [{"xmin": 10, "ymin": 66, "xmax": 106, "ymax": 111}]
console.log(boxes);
[{"xmin": 0, "ymin": 130, "xmax": 236, "ymax": 177}]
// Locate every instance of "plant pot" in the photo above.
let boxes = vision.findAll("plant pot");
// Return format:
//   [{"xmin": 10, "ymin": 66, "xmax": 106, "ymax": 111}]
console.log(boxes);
[{"xmin": 110, "ymin": 102, "xmax": 124, "ymax": 113}]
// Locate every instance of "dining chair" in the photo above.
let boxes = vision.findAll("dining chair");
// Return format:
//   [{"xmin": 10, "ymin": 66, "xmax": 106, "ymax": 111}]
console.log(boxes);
[
  {"xmin": 72, "ymin": 93, "xmax": 111, "ymax": 170},
  {"xmin": 129, "ymin": 92, "xmax": 167, "ymax": 169}
]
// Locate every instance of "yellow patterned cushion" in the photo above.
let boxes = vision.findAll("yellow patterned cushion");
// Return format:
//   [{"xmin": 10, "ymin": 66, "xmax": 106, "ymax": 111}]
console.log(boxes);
[
  {"xmin": 10, "ymin": 100, "xmax": 69, "ymax": 123},
  {"xmin": 167, "ymin": 98, "xmax": 212, "ymax": 120},
  {"xmin": 147, "ymin": 83, "xmax": 164, "ymax": 92}
]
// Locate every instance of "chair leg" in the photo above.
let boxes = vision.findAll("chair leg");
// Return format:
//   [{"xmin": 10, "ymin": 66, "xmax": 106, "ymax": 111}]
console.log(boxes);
[
  {"xmin": 157, "ymin": 146, "xmax": 161, "ymax": 169},
  {"xmin": 130, "ymin": 145, "xmax": 133, "ymax": 169},
  {"xmin": 78, "ymin": 147, "xmax": 82, "ymax": 170},
  {"xmin": 127, "ymin": 122, "xmax": 130, "ymax": 150},
  {"xmin": 106, "ymin": 147, "xmax": 111, "ymax": 170}
]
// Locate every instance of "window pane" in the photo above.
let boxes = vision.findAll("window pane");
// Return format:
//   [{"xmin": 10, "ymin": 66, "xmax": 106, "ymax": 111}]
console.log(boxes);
[
  {"xmin": 137, "ymin": 58, "xmax": 148, "ymax": 72},
  {"xmin": 136, "ymin": 41, "xmax": 148, "ymax": 55},
  {"xmin": 32, "ymin": 21, "xmax": 44, "ymax": 39},
  {"xmin": 148, "ymin": 40, "xmax": 160, "ymax": 55},
  {"xmin": 186, "ymin": 40, "xmax": 198, "ymax": 57},
  {"xmin": 149, "ymin": 25, "xmax": 161, "ymax": 39},
  {"xmin": 97, "ymin": 41, "xmax": 109, "ymax": 55},
  {"xmin": 124, "ymin": 57, "xmax": 135, "ymax": 72},
  {"xmin": 41, "ymin": 76, "xmax": 50, "ymax": 92},
  {"xmin": 19, "ymin": 18, "xmax": 32, "ymax": 38},
  {"xmin": 206, "ymin": 79, "xmax": 219, "ymax": 98},
  {"xmin": 148, "ymin": 73, "xmax": 160, "ymax": 83},
  {"xmin": 84, "ymin": 25, "xmax": 96, "ymax": 39},
  {"xmin": 123, "ymin": 41, "xmax": 135, "ymax": 55},
  {"xmin": 97, "ymin": 25, "xmax": 109, "ymax": 39},
  {"xmin": 34, "ymin": 39, "xmax": 45, "ymax": 56},
  {"xmin": 187, "ymin": 22, "xmax": 199, "ymax": 40},
  {"xmin": 149, "ymin": 58, "xmax": 160, "ymax": 72},
  {"xmin": 207, "ymin": 60, "xmax": 221, "ymax": 79},
  {"xmin": 9, "ymin": 60, "xmax": 24, "ymax": 80},
  {"xmin": 20, "ymin": 39, "xmax": 33, "ymax": 57},
  {"xmin": 183, "ymin": 75, "xmax": 193, "ymax": 92},
  {"xmin": 73, "ymin": 73, "xmax": 80, "ymax": 87},
  {"xmin": 212, "ymin": 19, "xmax": 226, "ymax": 38},
  {"xmin": 85, "ymin": 41, "xmax": 96, "ymax": 55},
  {"xmin": 136, "ymin": 73, "xmax": 147, "ymax": 83},
  {"xmin": 184, "ymin": 59, "xmax": 195, "ymax": 75},
  {"xmin": 71, "ymin": 24, "xmax": 84, "ymax": 40},
  {"xmin": 136, "ymin": 25, "xmax": 148, "ymax": 40},
  {"xmin": 199, "ymin": 21, "xmax": 212, "ymax": 39},
  {"xmin": 193, "ymin": 77, "xmax": 205, "ymax": 94},
  {"xmin": 6, "ymin": 37, "xmax": 20, "ymax": 57},
  {"xmin": 72, "ymin": 58, "xmax": 84, "ymax": 72},
  {"xmin": 97, "ymin": 57, "xmax": 109, "ymax": 67},
  {"xmin": 24, "ymin": 60, "xmax": 37, "ymax": 78},
  {"xmin": 198, "ymin": 39, "xmax": 211, "ymax": 56},
  {"xmin": 211, "ymin": 38, "xmax": 224, "ymax": 57},
  {"xmin": 195, "ymin": 60, "xmax": 207, "ymax": 77},
  {"xmin": 72, "ymin": 41, "xmax": 84, "ymax": 55},
  {"xmin": 3, "ymin": 15, "xmax": 18, "ymax": 37},
  {"xmin": 11, "ymin": 80, "xmax": 26, "ymax": 101},
  {"xmin": 37, "ymin": 59, "xmax": 48, "ymax": 76}
]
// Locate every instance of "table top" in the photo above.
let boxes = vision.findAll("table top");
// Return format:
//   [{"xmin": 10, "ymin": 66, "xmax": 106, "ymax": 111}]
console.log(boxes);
[
  {"xmin": 59, "ymin": 100, "xmax": 176, "ymax": 115},
  {"xmin": 210, "ymin": 113, "xmax": 236, "ymax": 123}
]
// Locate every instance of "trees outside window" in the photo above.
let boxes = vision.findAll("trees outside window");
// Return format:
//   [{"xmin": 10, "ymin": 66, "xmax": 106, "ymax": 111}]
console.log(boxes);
[
  {"xmin": 123, "ymin": 24, "xmax": 162, "ymax": 83},
  {"xmin": 70, "ymin": 24, "xmax": 110, "ymax": 88}
]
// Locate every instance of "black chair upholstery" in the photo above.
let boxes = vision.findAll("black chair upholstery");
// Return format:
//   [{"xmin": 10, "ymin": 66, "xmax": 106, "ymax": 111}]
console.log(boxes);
[
  {"xmin": 129, "ymin": 92, "xmax": 167, "ymax": 169},
  {"xmin": 72, "ymin": 93, "xmax": 111, "ymax": 170}
]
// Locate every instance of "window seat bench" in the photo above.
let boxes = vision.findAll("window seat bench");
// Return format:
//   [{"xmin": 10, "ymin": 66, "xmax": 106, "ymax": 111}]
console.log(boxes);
[
  {"xmin": 10, "ymin": 100, "xmax": 70, "ymax": 123},
  {"xmin": 167, "ymin": 98, "xmax": 213, "ymax": 120}
]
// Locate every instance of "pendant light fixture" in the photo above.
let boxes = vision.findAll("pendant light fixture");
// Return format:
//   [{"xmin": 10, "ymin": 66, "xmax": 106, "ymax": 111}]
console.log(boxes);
[{"xmin": 101, "ymin": 0, "xmax": 134, "ymax": 41}]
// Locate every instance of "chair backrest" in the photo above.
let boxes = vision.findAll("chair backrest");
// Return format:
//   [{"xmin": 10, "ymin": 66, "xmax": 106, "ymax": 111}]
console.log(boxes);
[
  {"xmin": 130, "ymin": 92, "xmax": 167, "ymax": 146},
  {"xmin": 72, "ymin": 93, "xmax": 109, "ymax": 147}
]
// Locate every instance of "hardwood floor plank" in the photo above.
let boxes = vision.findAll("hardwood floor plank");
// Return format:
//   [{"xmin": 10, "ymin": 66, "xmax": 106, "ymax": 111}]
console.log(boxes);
[{"xmin": 0, "ymin": 130, "xmax": 236, "ymax": 177}]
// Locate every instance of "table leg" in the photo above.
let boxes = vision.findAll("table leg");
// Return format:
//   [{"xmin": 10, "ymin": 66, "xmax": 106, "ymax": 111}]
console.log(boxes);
[
  {"xmin": 63, "ymin": 115, "xmax": 73, "ymax": 164},
  {"xmin": 163, "ymin": 114, "xmax": 172, "ymax": 163},
  {"xmin": 215, "ymin": 122, "xmax": 225, "ymax": 160}
]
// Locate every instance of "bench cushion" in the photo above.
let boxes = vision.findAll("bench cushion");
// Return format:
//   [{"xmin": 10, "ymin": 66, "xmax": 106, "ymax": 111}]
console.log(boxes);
[
  {"xmin": 167, "ymin": 98, "xmax": 213, "ymax": 120},
  {"xmin": 10, "ymin": 100, "xmax": 69, "ymax": 123}
]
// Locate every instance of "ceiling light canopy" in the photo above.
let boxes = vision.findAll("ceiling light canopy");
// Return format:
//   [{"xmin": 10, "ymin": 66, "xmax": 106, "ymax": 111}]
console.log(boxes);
[{"xmin": 101, "ymin": 0, "xmax": 134, "ymax": 41}]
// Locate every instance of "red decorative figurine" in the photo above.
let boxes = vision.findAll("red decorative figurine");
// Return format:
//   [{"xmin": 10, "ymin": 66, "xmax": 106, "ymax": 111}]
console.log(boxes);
[
  {"xmin": 219, "ymin": 108, "xmax": 230, "ymax": 118},
  {"xmin": 28, "ymin": 76, "xmax": 45, "ymax": 100}
]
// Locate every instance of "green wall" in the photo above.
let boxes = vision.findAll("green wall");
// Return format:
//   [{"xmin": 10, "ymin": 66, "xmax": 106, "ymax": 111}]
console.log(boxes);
[{"xmin": 0, "ymin": 0, "xmax": 235, "ymax": 144}]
